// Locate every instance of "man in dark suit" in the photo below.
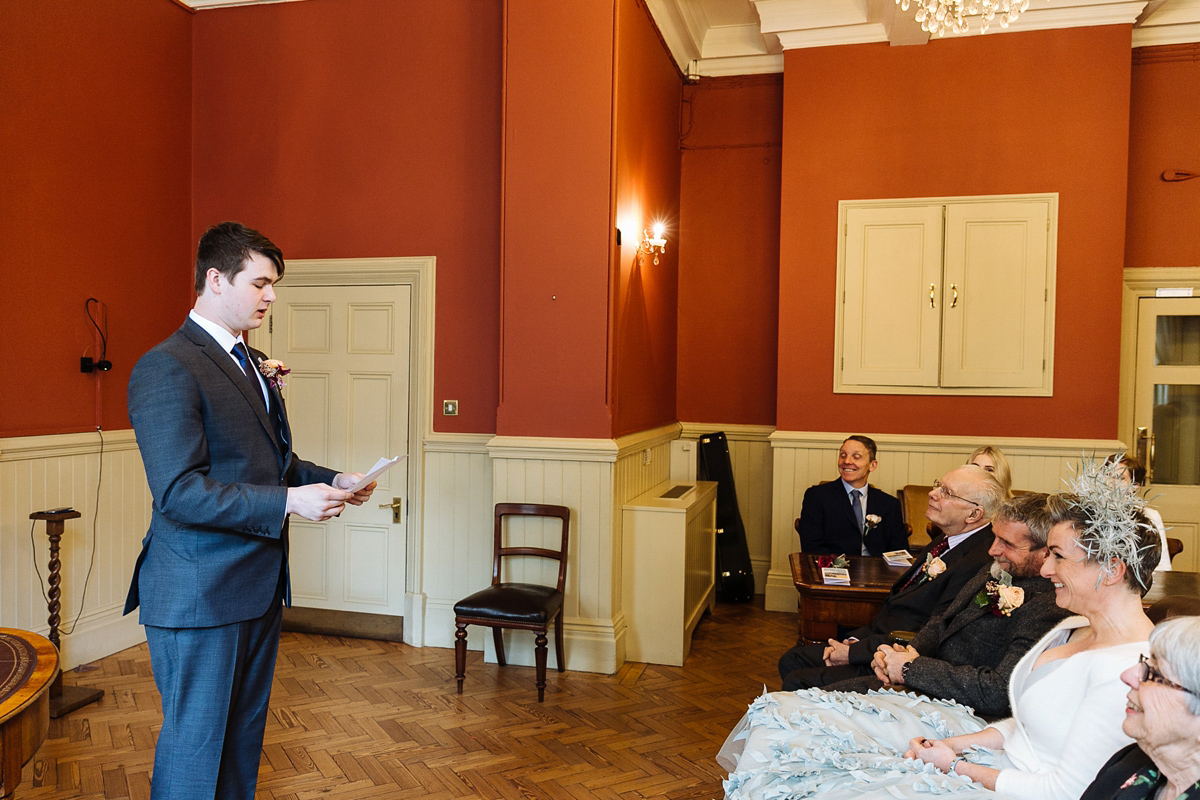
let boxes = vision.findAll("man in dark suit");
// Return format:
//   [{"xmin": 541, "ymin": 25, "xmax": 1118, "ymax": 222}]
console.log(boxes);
[
  {"xmin": 779, "ymin": 464, "xmax": 1002, "ymax": 690},
  {"xmin": 125, "ymin": 222, "xmax": 377, "ymax": 800},
  {"xmin": 795, "ymin": 435, "xmax": 907, "ymax": 556},
  {"xmin": 825, "ymin": 493, "xmax": 1070, "ymax": 717}
]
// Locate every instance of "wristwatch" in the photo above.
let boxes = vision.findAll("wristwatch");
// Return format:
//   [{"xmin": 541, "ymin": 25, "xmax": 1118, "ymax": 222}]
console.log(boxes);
[{"xmin": 901, "ymin": 659, "xmax": 914, "ymax": 682}]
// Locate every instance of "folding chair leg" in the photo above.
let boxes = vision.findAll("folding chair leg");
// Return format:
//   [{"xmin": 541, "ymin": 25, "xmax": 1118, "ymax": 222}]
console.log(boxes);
[
  {"xmin": 492, "ymin": 628, "xmax": 507, "ymax": 666},
  {"xmin": 454, "ymin": 622, "xmax": 468, "ymax": 694},
  {"xmin": 534, "ymin": 630, "xmax": 548, "ymax": 702}
]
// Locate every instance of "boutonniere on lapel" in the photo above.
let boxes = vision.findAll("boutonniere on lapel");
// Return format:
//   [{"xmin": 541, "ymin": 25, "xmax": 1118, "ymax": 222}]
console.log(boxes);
[
  {"xmin": 864, "ymin": 514, "xmax": 882, "ymax": 535},
  {"xmin": 816, "ymin": 554, "xmax": 849, "ymax": 569},
  {"xmin": 258, "ymin": 359, "xmax": 291, "ymax": 391},
  {"xmin": 974, "ymin": 566, "xmax": 1025, "ymax": 616},
  {"xmin": 915, "ymin": 551, "xmax": 947, "ymax": 585}
]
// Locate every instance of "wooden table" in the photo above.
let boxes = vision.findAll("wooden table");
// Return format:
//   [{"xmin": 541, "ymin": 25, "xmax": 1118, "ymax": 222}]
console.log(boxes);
[
  {"xmin": 0, "ymin": 629, "xmax": 58, "ymax": 798},
  {"xmin": 789, "ymin": 552, "xmax": 1200, "ymax": 644},
  {"xmin": 789, "ymin": 553, "xmax": 909, "ymax": 643},
  {"xmin": 1144, "ymin": 570, "xmax": 1200, "ymax": 608}
]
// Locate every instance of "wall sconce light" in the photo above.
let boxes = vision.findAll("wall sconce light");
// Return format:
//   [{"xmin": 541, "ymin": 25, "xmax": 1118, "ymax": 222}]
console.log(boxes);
[{"xmin": 638, "ymin": 222, "xmax": 667, "ymax": 266}]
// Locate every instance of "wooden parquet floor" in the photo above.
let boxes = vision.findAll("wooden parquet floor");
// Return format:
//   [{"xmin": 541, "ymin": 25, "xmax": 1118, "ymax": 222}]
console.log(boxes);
[{"xmin": 16, "ymin": 598, "xmax": 797, "ymax": 799}]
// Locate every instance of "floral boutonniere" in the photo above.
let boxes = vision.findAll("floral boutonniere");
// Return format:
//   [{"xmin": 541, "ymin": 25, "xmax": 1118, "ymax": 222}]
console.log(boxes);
[
  {"xmin": 915, "ymin": 551, "xmax": 947, "ymax": 586},
  {"xmin": 816, "ymin": 553, "xmax": 849, "ymax": 569},
  {"xmin": 864, "ymin": 514, "xmax": 882, "ymax": 533},
  {"xmin": 974, "ymin": 568, "xmax": 1025, "ymax": 616},
  {"xmin": 258, "ymin": 359, "xmax": 291, "ymax": 391}
]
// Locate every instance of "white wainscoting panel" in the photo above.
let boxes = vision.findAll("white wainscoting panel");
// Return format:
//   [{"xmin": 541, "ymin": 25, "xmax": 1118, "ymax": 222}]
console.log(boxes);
[
  {"xmin": 765, "ymin": 431, "xmax": 1126, "ymax": 611},
  {"xmin": 671, "ymin": 424, "xmax": 775, "ymax": 597},
  {"xmin": 0, "ymin": 430, "xmax": 150, "ymax": 669},
  {"xmin": 418, "ymin": 433, "xmax": 494, "ymax": 650}
]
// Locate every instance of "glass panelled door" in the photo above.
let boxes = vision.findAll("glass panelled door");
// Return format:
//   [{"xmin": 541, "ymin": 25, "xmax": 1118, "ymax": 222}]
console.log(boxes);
[{"xmin": 1134, "ymin": 297, "xmax": 1200, "ymax": 571}]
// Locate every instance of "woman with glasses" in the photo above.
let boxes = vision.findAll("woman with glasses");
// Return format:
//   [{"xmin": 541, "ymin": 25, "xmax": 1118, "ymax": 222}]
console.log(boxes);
[
  {"xmin": 1077, "ymin": 616, "xmax": 1200, "ymax": 800},
  {"xmin": 718, "ymin": 460, "xmax": 1160, "ymax": 800}
]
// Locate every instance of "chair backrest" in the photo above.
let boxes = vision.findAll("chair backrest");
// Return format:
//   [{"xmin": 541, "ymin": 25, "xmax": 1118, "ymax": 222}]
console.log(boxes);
[
  {"xmin": 492, "ymin": 503, "xmax": 571, "ymax": 592},
  {"xmin": 1167, "ymin": 536, "xmax": 1184, "ymax": 564},
  {"xmin": 901, "ymin": 485, "xmax": 934, "ymax": 547}
]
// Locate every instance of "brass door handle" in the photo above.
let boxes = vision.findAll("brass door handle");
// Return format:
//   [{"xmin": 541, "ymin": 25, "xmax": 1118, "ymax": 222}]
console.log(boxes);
[
  {"xmin": 929, "ymin": 283, "xmax": 936, "ymax": 308},
  {"xmin": 378, "ymin": 498, "xmax": 403, "ymax": 523},
  {"xmin": 1137, "ymin": 427, "xmax": 1156, "ymax": 483},
  {"xmin": 950, "ymin": 283, "xmax": 958, "ymax": 308}
]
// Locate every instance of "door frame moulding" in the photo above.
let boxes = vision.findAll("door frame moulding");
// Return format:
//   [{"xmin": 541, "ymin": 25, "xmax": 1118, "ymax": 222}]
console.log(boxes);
[
  {"xmin": 248, "ymin": 256, "xmax": 436, "ymax": 646},
  {"xmin": 1120, "ymin": 267, "xmax": 1200, "ymax": 448}
]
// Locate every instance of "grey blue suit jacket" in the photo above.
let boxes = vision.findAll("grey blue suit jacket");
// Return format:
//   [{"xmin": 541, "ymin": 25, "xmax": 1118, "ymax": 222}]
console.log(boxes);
[{"xmin": 124, "ymin": 318, "xmax": 336, "ymax": 628}]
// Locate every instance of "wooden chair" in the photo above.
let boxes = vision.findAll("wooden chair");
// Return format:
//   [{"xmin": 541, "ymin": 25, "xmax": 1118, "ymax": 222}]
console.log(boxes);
[
  {"xmin": 1167, "ymin": 536, "xmax": 1183, "ymax": 565},
  {"xmin": 900, "ymin": 484, "xmax": 934, "ymax": 548},
  {"xmin": 454, "ymin": 503, "xmax": 570, "ymax": 702}
]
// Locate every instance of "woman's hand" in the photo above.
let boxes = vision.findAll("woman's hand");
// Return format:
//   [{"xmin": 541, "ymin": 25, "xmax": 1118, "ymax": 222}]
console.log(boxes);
[{"xmin": 905, "ymin": 737, "xmax": 957, "ymax": 772}]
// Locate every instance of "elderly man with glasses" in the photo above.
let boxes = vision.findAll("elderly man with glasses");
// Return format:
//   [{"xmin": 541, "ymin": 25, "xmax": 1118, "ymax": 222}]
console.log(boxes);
[{"xmin": 778, "ymin": 464, "xmax": 1003, "ymax": 690}]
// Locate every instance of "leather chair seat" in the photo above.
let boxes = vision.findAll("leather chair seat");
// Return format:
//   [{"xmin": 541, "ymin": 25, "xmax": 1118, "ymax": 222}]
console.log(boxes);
[{"xmin": 454, "ymin": 584, "xmax": 563, "ymax": 625}]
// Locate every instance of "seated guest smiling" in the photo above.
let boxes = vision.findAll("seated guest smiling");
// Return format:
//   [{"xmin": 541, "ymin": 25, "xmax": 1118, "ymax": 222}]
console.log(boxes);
[
  {"xmin": 778, "ymin": 465, "xmax": 1002, "ymax": 689},
  {"xmin": 723, "ymin": 459, "xmax": 1161, "ymax": 800},
  {"xmin": 816, "ymin": 493, "xmax": 1070, "ymax": 718},
  {"xmin": 1080, "ymin": 616, "xmax": 1200, "ymax": 800},
  {"xmin": 795, "ymin": 435, "xmax": 906, "ymax": 556}
]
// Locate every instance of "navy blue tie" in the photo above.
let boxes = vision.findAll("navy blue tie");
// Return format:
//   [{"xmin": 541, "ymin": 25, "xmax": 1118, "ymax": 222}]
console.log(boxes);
[{"xmin": 231, "ymin": 343, "xmax": 265, "ymax": 407}]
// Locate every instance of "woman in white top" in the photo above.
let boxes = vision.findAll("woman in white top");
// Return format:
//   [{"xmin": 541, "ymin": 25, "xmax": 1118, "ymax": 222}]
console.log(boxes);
[
  {"xmin": 968, "ymin": 445, "xmax": 1013, "ymax": 500},
  {"xmin": 718, "ymin": 460, "xmax": 1161, "ymax": 800}
]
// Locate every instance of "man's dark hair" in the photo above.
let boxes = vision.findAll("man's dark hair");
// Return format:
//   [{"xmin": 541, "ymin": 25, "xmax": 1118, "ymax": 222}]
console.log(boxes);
[
  {"xmin": 194, "ymin": 221, "xmax": 284, "ymax": 294},
  {"xmin": 995, "ymin": 492, "xmax": 1052, "ymax": 548},
  {"xmin": 843, "ymin": 435, "xmax": 878, "ymax": 462}
]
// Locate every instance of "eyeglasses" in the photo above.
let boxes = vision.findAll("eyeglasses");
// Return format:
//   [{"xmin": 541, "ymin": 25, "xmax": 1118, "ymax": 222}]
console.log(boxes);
[
  {"xmin": 1137, "ymin": 654, "xmax": 1198, "ymax": 697},
  {"xmin": 932, "ymin": 479, "xmax": 982, "ymax": 508}
]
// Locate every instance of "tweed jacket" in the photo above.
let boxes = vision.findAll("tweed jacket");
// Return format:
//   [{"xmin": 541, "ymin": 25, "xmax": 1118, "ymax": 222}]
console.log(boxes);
[{"xmin": 902, "ymin": 565, "xmax": 1070, "ymax": 717}]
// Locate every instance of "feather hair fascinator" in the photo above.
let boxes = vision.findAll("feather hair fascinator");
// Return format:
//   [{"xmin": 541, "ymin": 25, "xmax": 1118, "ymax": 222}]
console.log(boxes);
[{"xmin": 1066, "ymin": 456, "xmax": 1158, "ymax": 590}]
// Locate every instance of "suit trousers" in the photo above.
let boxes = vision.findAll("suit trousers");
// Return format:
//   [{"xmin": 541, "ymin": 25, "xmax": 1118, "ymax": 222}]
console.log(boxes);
[
  {"xmin": 145, "ymin": 597, "xmax": 284, "ymax": 800},
  {"xmin": 778, "ymin": 639, "xmax": 872, "ymax": 691}
]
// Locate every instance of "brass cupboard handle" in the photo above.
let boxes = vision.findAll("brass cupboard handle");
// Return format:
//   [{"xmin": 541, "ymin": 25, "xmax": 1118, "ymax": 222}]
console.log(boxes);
[
  {"xmin": 929, "ymin": 283, "xmax": 936, "ymax": 308},
  {"xmin": 950, "ymin": 283, "xmax": 958, "ymax": 308}
]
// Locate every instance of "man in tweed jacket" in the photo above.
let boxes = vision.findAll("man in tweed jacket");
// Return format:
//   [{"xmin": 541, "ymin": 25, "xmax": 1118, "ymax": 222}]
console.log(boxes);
[{"xmin": 825, "ymin": 492, "xmax": 1069, "ymax": 718}]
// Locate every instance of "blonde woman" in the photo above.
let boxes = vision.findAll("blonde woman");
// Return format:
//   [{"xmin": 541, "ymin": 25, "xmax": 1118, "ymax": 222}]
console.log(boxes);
[{"xmin": 969, "ymin": 445, "xmax": 1013, "ymax": 499}]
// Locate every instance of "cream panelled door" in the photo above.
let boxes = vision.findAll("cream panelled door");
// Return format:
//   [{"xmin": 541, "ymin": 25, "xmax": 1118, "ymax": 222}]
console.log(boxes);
[
  {"xmin": 1134, "ymin": 296, "xmax": 1200, "ymax": 572},
  {"xmin": 271, "ymin": 284, "xmax": 412, "ymax": 614}
]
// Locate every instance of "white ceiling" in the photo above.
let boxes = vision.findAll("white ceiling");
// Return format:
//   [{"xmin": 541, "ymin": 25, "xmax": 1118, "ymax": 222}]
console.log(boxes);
[{"xmin": 181, "ymin": 0, "xmax": 1200, "ymax": 77}]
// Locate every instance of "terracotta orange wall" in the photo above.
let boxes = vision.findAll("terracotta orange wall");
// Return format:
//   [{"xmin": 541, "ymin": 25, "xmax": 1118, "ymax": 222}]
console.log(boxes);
[
  {"xmin": 677, "ymin": 75, "xmax": 782, "ymax": 426},
  {"xmin": 1126, "ymin": 44, "xmax": 1200, "ymax": 268},
  {"xmin": 191, "ymin": 0, "xmax": 502, "ymax": 434},
  {"xmin": 0, "ymin": 1, "xmax": 193, "ymax": 438},
  {"xmin": 611, "ymin": 0, "xmax": 683, "ymax": 438},
  {"xmin": 497, "ymin": 0, "xmax": 617, "ymax": 439},
  {"xmin": 778, "ymin": 26, "xmax": 1132, "ymax": 440}
]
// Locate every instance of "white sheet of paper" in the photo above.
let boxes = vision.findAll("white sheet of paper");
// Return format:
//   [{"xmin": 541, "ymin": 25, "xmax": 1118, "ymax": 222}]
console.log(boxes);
[{"xmin": 347, "ymin": 455, "xmax": 405, "ymax": 492}]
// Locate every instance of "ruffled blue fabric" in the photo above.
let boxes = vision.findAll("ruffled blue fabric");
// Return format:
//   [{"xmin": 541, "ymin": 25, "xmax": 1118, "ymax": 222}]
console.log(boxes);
[{"xmin": 719, "ymin": 688, "xmax": 1005, "ymax": 800}]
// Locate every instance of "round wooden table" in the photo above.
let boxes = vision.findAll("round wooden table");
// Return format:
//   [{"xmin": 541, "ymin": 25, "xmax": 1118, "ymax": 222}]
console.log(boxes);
[{"xmin": 0, "ymin": 629, "xmax": 58, "ymax": 798}]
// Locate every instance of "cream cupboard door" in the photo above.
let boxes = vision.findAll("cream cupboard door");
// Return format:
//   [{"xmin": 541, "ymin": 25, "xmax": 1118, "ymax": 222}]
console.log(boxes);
[
  {"xmin": 270, "ymin": 284, "xmax": 412, "ymax": 614},
  {"xmin": 842, "ymin": 204, "xmax": 944, "ymax": 387},
  {"xmin": 941, "ymin": 201, "xmax": 1050, "ymax": 388},
  {"xmin": 1133, "ymin": 296, "xmax": 1200, "ymax": 572}
]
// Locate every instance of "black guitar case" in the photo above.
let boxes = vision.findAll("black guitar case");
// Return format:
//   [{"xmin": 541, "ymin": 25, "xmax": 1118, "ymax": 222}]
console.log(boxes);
[{"xmin": 696, "ymin": 431, "xmax": 755, "ymax": 602}]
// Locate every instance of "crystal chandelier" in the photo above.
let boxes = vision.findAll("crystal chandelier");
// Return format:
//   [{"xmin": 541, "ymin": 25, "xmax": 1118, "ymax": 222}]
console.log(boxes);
[{"xmin": 896, "ymin": 0, "xmax": 1032, "ymax": 37}]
